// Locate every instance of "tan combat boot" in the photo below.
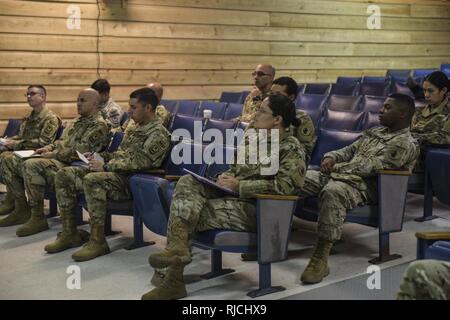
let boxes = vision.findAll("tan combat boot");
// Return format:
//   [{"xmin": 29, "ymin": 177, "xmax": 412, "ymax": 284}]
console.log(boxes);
[
  {"xmin": 300, "ymin": 238, "xmax": 334, "ymax": 284},
  {"xmin": 0, "ymin": 197, "xmax": 31, "ymax": 227},
  {"xmin": 141, "ymin": 265, "xmax": 187, "ymax": 300},
  {"xmin": 148, "ymin": 217, "xmax": 192, "ymax": 269},
  {"xmin": 0, "ymin": 193, "xmax": 15, "ymax": 216},
  {"xmin": 71, "ymin": 217, "xmax": 110, "ymax": 262},
  {"xmin": 45, "ymin": 210, "xmax": 89, "ymax": 253},
  {"xmin": 150, "ymin": 267, "xmax": 168, "ymax": 287},
  {"xmin": 16, "ymin": 205, "xmax": 49, "ymax": 237}
]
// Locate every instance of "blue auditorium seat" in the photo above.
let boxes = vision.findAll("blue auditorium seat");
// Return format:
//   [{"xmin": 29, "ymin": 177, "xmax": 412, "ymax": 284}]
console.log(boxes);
[
  {"xmin": 326, "ymin": 94, "xmax": 362, "ymax": 111},
  {"xmin": 2, "ymin": 119, "xmax": 22, "ymax": 138},
  {"xmin": 361, "ymin": 112, "xmax": 380, "ymax": 130},
  {"xmin": 295, "ymin": 94, "xmax": 328, "ymax": 110},
  {"xmin": 336, "ymin": 76, "xmax": 361, "ymax": 85},
  {"xmin": 197, "ymin": 101, "xmax": 228, "ymax": 119},
  {"xmin": 160, "ymin": 99, "xmax": 179, "ymax": 114},
  {"xmin": 319, "ymin": 109, "xmax": 365, "ymax": 131},
  {"xmin": 424, "ymin": 241, "xmax": 450, "ymax": 262},
  {"xmin": 303, "ymin": 83, "xmax": 331, "ymax": 95},
  {"xmin": 222, "ymin": 103, "xmax": 243, "ymax": 120},
  {"xmin": 329, "ymin": 82, "xmax": 359, "ymax": 96},
  {"xmin": 169, "ymin": 114, "xmax": 203, "ymax": 140},
  {"xmin": 177, "ymin": 100, "xmax": 201, "ymax": 116},
  {"xmin": 359, "ymin": 82, "xmax": 390, "ymax": 96},
  {"xmin": 441, "ymin": 63, "xmax": 450, "ymax": 77},
  {"xmin": 390, "ymin": 82, "xmax": 414, "ymax": 98},
  {"xmin": 120, "ymin": 112, "xmax": 130, "ymax": 127},
  {"xmin": 412, "ymin": 69, "xmax": 438, "ymax": 78},
  {"xmin": 360, "ymin": 95, "xmax": 386, "ymax": 113},
  {"xmin": 309, "ymin": 128, "xmax": 362, "ymax": 167},
  {"xmin": 219, "ymin": 92, "xmax": 242, "ymax": 103},
  {"xmin": 386, "ymin": 69, "xmax": 412, "ymax": 78},
  {"xmin": 203, "ymin": 119, "xmax": 236, "ymax": 138},
  {"xmin": 362, "ymin": 76, "xmax": 389, "ymax": 83}
]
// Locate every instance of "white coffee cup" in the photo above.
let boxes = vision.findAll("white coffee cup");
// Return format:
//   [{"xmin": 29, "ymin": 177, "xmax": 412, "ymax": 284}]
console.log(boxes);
[{"xmin": 203, "ymin": 109, "xmax": 212, "ymax": 119}]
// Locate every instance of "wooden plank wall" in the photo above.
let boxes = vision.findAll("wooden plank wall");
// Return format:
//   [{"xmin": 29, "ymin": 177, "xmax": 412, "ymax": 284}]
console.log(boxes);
[{"xmin": 0, "ymin": 0, "xmax": 449, "ymax": 131}]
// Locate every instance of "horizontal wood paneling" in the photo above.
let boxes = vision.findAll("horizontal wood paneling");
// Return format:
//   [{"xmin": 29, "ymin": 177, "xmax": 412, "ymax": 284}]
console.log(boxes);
[{"xmin": 0, "ymin": 0, "xmax": 449, "ymax": 128}]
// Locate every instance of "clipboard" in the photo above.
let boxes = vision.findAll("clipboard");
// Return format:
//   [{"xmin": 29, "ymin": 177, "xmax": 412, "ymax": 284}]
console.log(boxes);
[{"xmin": 183, "ymin": 168, "xmax": 239, "ymax": 197}]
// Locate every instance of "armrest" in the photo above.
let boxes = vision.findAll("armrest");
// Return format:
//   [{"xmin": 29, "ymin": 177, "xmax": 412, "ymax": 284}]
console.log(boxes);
[
  {"xmin": 254, "ymin": 194, "xmax": 299, "ymax": 201},
  {"xmin": 164, "ymin": 175, "xmax": 181, "ymax": 181},
  {"xmin": 378, "ymin": 169, "xmax": 411, "ymax": 176},
  {"xmin": 415, "ymin": 231, "xmax": 450, "ymax": 240},
  {"xmin": 142, "ymin": 169, "xmax": 166, "ymax": 176}
]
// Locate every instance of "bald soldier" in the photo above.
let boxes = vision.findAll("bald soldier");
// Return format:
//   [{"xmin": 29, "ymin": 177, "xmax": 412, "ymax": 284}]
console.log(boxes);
[
  {"xmin": 299, "ymin": 93, "xmax": 419, "ymax": 284},
  {"xmin": 0, "ymin": 85, "xmax": 61, "ymax": 219},
  {"xmin": 121, "ymin": 82, "xmax": 171, "ymax": 130},
  {"xmin": 1, "ymin": 89, "xmax": 110, "ymax": 237},
  {"xmin": 45, "ymin": 87, "xmax": 170, "ymax": 261},
  {"xmin": 239, "ymin": 64, "xmax": 275, "ymax": 123}
]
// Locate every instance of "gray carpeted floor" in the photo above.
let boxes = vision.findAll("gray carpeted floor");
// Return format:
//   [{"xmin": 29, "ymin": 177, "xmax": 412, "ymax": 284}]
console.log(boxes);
[{"xmin": 0, "ymin": 192, "xmax": 449, "ymax": 300}]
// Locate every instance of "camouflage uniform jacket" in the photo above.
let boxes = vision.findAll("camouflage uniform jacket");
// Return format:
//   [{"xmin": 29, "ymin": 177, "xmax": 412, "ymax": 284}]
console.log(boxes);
[
  {"xmin": 240, "ymin": 91, "xmax": 269, "ymax": 122},
  {"xmin": 324, "ymin": 126, "xmax": 419, "ymax": 197},
  {"xmin": 290, "ymin": 110, "xmax": 317, "ymax": 165},
  {"xmin": 103, "ymin": 118, "xmax": 170, "ymax": 173},
  {"xmin": 120, "ymin": 104, "xmax": 170, "ymax": 132},
  {"xmin": 99, "ymin": 97, "xmax": 124, "ymax": 128},
  {"xmin": 411, "ymin": 97, "xmax": 450, "ymax": 145},
  {"xmin": 46, "ymin": 112, "xmax": 110, "ymax": 164},
  {"xmin": 225, "ymin": 130, "xmax": 306, "ymax": 199},
  {"xmin": 10, "ymin": 107, "xmax": 60, "ymax": 150}
]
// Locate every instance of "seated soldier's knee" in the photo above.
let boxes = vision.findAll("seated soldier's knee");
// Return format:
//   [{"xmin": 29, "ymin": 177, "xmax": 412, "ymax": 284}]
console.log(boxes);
[
  {"xmin": 83, "ymin": 172, "xmax": 103, "ymax": 189},
  {"xmin": 319, "ymin": 183, "xmax": 345, "ymax": 203},
  {"xmin": 55, "ymin": 167, "xmax": 74, "ymax": 189}
]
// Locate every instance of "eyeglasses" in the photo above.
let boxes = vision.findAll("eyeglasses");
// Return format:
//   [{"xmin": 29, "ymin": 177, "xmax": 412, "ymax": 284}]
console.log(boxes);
[
  {"xmin": 25, "ymin": 92, "xmax": 40, "ymax": 97},
  {"xmin": 252, "ymin": 71, "xmax": 272, "ymax": 77}
]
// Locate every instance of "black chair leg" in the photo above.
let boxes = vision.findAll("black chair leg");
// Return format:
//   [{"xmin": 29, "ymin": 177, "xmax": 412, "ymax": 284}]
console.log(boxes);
[{"xmin": 369, "ymin": 233, "xmax": 401, "ymax": 264}]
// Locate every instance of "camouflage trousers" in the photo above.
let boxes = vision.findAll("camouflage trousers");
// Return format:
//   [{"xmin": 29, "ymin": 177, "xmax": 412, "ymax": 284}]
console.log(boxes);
[
  {"xmin": 397, "ymin": 260, "xmax": 450, "ymax": 300},
  {"xmin": 168, "ymin": 174, "xmax": 256, "ymax": 237},
  {"xmin": 0, "ymin": 151, "xmax": 28, "ymax": 200},
  {"xmin": 22, "ymin": 158, "xmax": 67, "ymax": 208},
  {"xmin": 55, "ymin": 166, "xmax": 130, "ymax": 220},
  {"xmin": 300, "ymin": 170, "xmax": 368, "ymax": 242}
]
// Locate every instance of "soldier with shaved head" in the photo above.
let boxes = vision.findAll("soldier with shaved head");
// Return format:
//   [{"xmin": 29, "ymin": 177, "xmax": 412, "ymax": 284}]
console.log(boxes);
[{"xmin": 0, "ymin": 89, "xmax": 110, "ymax": 237}]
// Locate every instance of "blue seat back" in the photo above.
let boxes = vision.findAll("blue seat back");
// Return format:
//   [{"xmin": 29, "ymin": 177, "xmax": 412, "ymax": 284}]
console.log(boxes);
[
  {"xmin": 310, "ymin": 128, "xmax": 362, "ymax": 166},
  {"xmin": 336, "ymin": 76, "xmax": 361, "ymax": 85},
  {"xmin": 360, "ymin": 95, "xmax": 386, "ymax": 112},
  {"xmin": 329, "ymin": 82, "xmax": 359, "ymax": 96},
  {"xmin": 169, "ymin": 114, "xmax": 203, "ymax": 139},
  {"xmin": 120, "ymin": 112, "xmax": 130, "ymax": 126},
  {"xmin": 320, "ymin": 109, "xmax": 365, "ymax": 131},
  {"xmin": 295, "ymin": 94, "xmax": 328, "ymax": 110},
  {"xmin": 203, "ymin": 144, "xmax": 236, "ymax": 179},
  {"xmin": 203, "ymin": 119, "xmax": 236, "ymax": 138},
  {"xmin": 220, "ymin": 92, "xmax": 243, "ymax": 103},
  {"xmin": 303, "ymin": 83, "xmax": 331, "ymax": 95},
  {"xmin": 223, "ymin": 103, "xmax": 243, "ymax": 120},
  {"xmin": 426, "ymin": 148, "xmax": 450, "ymax": 206},
  {"xmin": 164, "ymin": 141, "xmax": 207, "ymax": 176},
  {"xmin": 239, "ymin": 91, "xmax": 250, "ymax": 104},
  {"xmin": 412, "ymin": 69, "xmax": 438, "ymax": 78},
  {"xmin": 362, "ymin": 76, "xmax": 389, "ymax": 83},
  {"xmin": 327, "ymin": 94, "xmax": 362, "ymax": 111},
  {"xmin": 441, "ymin": 64, "xmax": 450, "ymax": 77},
  {"xmin": 108, "ymin": 131, "xmax": 125, "ymax": 152},
  {"xmin": 3, "ymin": 119, "xmax": 22, "ymax": 137},
  {"xmin": 386, "ymin": 69, "xmax": 411, "ymax": 78},
  {"xmin": 177, "ymin": 100, "xmax": 201, "ymax": 116},
  {"xmin": 390, "ymin": 82, "xmax": 414, "ymax": 98},
  {"xmin": 361, "ymin": 112, "xmax": 380, "ymax": 130},
  {"xmin": 198, "ymin": 101, "xmax": 227, "ymax": 119},
  {"xmin": 359, "ymin": 82, "xmax": 390, "ymax": 96},
  {"xmin": 160, "ymin": 99, "xmax": 179, "ymax": 113},
  {"xmin": 55, "ymin": 125, "xmax": 65, "ymax": 140}
]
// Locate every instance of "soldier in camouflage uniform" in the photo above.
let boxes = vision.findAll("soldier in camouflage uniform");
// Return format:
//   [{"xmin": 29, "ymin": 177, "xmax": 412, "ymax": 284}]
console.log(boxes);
[
  {"xmin": 1, "ymin": 89, "xmax": 110, "ymax": 237},
  {"xmin": 91, "ymin": 79, "xmax": 124, "ymax": 128},
  {"xmin": 270, "ymin": 76, "xmax": 316, "ymax": 165},
  {"xmin": 410, "ymin": 71, "xmax": 450, "ymax": 172},
  {"xmin": 0, "ymin": 85, "xmax": 60, "ymax": 223},
  {"xmin": 239, "ymin": 64, "xmax": 275, "ymax": 123},
  {"xmin": 141, "ymin": 94, "xmax": 306, "ymax": 300},
  {"xmin": 120, "ymin": 82, "xmax": 170, "ymax": 131},
  {"xmin": 299, "ymin": 93, "xmax": 419, "ymax": 285},
  {"xmin": 45, "ymin": 87, "xmax": 170, "ymax": 262},
  {"xmin": 398, "ymin": 260, "xmax": 450, "ymax": 300}
]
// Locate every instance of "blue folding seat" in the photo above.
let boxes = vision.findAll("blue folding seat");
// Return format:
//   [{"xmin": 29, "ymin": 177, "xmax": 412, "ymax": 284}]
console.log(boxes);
[
  {"xmin": 412, "ymin": 69, "xmax": 438, "ymax": 78},
  {"xmin": 326, "ymin": 94, "xmax": 362, "ymax": 111},
  {"xmin": 176, "ymin": 100, "xmax": 201, "ymax": 116},
  {"xmin": 362, "ymin": 76, "xmax": 389, "ymax": 83},
  {"xmin": 361, "ymin": 112, "xmax": 380, "ymax": 130},
  {"xmin": 2, "ymin": 119, "xmax": 22, "ymax": 138},
  {"xmin": 203, "ymin": 144, "xmax": 235, "ymax": 179},
  {"xmin": 295, "ymin": 94, "xmax": 328, "ymax": 110},
  {"xmin": 219, "ymin": 92, "xmax": 242, "ymax": 104},
  {"xmin": 319, "ymin": 109, "xmax": 365, "ymax": 131},
  {"xmin": 197, "ymin": 101, "xmax": 227, "ymax": 119},
  {"xmin": 390, "ymin": 82, "xmax": 414, "ymax": 98},
  {"xmin": 359, "ymin": 82, "xmax": 390, "ymax": 96},
  {"xmin": 169, "ymin": 114, "xmax": 203, "ymax": 140},
  {"xmin": 329, "ymin": 82, "xmax": 359, "ymax": 96},
  {"xmin": 222, "ymin": 103, "xmax": 243, "ymax": 120},
  {"xmin": 336, "ymin": 76, "xmax": 361, "ymax": 85},
  {"xmin": 239, "ymin": 91, "xmax": 250, "ymax": 104},
  {"xmin": 360, "ymin": 95, "xmax": 386, "ymax": 112},
  {"xmin": 203, "ymin": 119, "xmax": 236, "ymax": 137},
  {"xmin": 309, "ymin": 128, "xmax": 362, "ymax": 167},
  {"xmin": 303, "ymin": 83, "xmax": 331, "ymax": 95},
  {"xmin": 440, "ymin": 63, "xmax": 450, "ymax": 77},
  {"xmin": 297, "ymin": 83, "xmax": 305, "ymax": 95},
  {"xmin": 386, "ymin": 69, "xmax": 412, "ymax": 78},
  {"xmin": 160, "ymin": 99, "xmax": 179, "ymax": 114}
]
